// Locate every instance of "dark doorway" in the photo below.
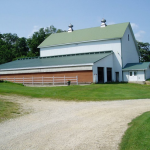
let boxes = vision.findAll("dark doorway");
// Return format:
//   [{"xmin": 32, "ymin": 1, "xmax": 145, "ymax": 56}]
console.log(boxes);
[
  {"xmin": 107, "ymin": 68, "xmax": 112, "ymax": 82},
  {"xmin": 98, "ymin": 67, "xmax": 104, "ymax": 83},
  {"xmin": 116, "ymin": 72, "xmax": 119, "ymax": 82}
]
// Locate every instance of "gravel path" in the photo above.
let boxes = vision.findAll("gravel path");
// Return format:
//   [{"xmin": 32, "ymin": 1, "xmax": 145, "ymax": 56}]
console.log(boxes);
[{"xmin": 0, "ymin": 95, "xmax": 150, "ymax": 150}]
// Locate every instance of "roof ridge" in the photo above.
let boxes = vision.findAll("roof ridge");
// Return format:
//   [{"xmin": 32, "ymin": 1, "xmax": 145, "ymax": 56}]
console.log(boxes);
[
  {"xmin": 38, "ymin": 22, "xmax": 129, "ymax": 48},
  {"xmin": 51, "ymin": 22, "xmax": 130, "ymax": 35}
]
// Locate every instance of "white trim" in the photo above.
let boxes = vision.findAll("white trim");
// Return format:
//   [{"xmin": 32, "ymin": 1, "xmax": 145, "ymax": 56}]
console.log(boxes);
[
  {"xmin": 0, "ymin": 63, "xmax": 93, "ymax": 71},
  {"xmin": 0, "ymin": 65, "xmax": 93, "ymax": 75},
  {"xmin": 122, "ymin": 69, "xmax": 146, "ymax": 71},
  {"xmin": 38, "ymin": 38, "xmax": 121, "ymax": 48}
]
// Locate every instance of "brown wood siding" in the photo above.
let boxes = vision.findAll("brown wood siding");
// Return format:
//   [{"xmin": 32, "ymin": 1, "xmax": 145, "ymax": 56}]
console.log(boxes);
[{"xmin": 0, "ymin": 70, "xmax": 93, "ymax": 83}]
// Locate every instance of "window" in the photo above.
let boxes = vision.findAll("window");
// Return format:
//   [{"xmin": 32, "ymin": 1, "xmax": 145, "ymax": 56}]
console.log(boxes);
[
  {"xmin": 134, "ymin": 71, "xmax": 137, "ymax": 76},
  {"xmin": 128, "ymin": 34, "xmax": 129, "ymax": 41},
  {"xmin": 130, "ymin": 72, "xmax": 132, "ymax": 76}
]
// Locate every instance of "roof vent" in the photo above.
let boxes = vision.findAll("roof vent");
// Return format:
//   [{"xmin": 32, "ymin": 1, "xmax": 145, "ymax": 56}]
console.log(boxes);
[
  {"xmin": 101, "ymin": 18, "xmax": 107, "ymax": 27},
  {"xmin": 68, "ymin": 23, "xmax": 73, "ymax": 32}
]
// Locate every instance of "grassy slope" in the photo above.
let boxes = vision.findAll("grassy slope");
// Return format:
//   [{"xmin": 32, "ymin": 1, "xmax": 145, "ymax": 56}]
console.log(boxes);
[
  {"xmin": 0, "ymin": 99, "xmax": 20, "ymax": 122},
  {"xmin": 120, "ymin": 111, "xmax": 150, "ymax": 150},
  {"xmin": 0, "ymin": 82, "xmax": 150, "ymax": 100}
]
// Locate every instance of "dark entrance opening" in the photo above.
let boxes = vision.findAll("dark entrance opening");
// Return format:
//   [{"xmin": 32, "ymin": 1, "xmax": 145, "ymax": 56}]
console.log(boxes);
[
  {"xmin": 116, "ymin": 72, "xmax": 119, "ymax": 82},
  {"xmin": 98, "ymin": 67, "xmax": 104, "ymax": 83},
  {"xmin": 107, "ymin": 68, "xmax": 112, "ymax": 82}
]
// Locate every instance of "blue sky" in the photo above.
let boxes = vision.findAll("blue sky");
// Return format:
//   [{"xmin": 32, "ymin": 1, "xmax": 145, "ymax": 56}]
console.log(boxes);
[{"xmin": 0, "ymin": 0, "xmax": 150, "ymax": 43}]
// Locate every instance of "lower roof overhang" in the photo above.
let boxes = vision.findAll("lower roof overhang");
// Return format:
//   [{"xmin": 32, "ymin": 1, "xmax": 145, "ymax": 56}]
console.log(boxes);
[
  {"xmin": 0, "ymin": 64, "xmax": 93, "ymax": 75},
  {"xmin": 122, "ymin": 69, "xmax": 146, "ymax": 71}
]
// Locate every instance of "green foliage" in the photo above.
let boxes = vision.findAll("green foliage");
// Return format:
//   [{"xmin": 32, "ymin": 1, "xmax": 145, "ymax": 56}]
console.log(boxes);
[
  {"xmin": 27, "ymin": 25, "xmax": 65, "ymax": 57},
  {"xmin": 0, "ymin": 25, "xmax": 65, "ymax": 65},
  {"xmin": 1, "ymin": 82, "xmax": 150, "ymax": 101},
  {"xmin": 120, "ymin": 111, "xmax": 150, "ymax": 150},
  {"xmin": 137, "ymin": 41, "xmax": 150, "ymax": 62}
]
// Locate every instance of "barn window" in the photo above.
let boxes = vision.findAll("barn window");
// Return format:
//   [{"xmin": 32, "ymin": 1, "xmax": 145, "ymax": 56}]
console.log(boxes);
[
  {"xmin": 130, "ymin": 72, "xmax": 132, "ymax": 76},
  {"xmin": 128, "ymin": 34, "xmax": 129, "ymax": 41},
  {"xmin": 134, "ymin": 71, "xmax": 137, "ymax": 76}
]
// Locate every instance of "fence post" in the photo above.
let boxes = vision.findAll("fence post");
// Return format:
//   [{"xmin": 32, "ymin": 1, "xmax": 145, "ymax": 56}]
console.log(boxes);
[
  {"xmin": 14, "ymin": 77, "xmax": 15, "ymax": 83},
  {"xmin": 64, "ymin": 76, "xmax": 65, "ymax": 85},
  {"xmin": 32, "ymin": 77, "xmax": 33, "ymax": 85},
  {"xmin": 53, "ymin": 76, "xmax": 54, "ymax": 85},
  {"xmin": 76, "ymin": 76, "xmax": 78, "ymax": 85},
  {"xmin": 42, "ymin": 76, "xmax": 43, "ymax": 85},
  {"xmin": 23, "ymin": 77, "xmax": 24, "ymax": 85}
]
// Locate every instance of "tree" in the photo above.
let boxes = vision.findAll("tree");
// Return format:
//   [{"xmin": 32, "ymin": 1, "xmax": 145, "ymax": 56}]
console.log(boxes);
[
  {"xmin": 27, "ymin": 25, "xmax": 65, "ymax": 57},
  {"xmin": 137, "ymin": 41, "xmax": 150, "ymax": 62},
  {"xmin": 0, "ymin": 25, "xmax": 65, "ymax": 64},
  {"xmin": 12, "ymin": 37, "xmax": 29, "ymax": 58}
]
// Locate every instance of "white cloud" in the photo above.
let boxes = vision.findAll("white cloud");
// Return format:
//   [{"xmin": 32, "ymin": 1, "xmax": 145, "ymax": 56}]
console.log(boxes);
[
  {"xmin": 28, "ymin": 26, "xmax": 40, "ymax": 37},
  {"xmin": 135, "ymin": 30, "xmax": 145, "ymax": 41},
  {"xmin": 131, "ymin": 23, "xmax": 138, "ymax": 29}
]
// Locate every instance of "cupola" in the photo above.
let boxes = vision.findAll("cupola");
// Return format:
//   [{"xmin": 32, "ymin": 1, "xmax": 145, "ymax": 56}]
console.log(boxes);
[
  {"xmin": 68, "ymin": 23, "xmax": 73, "ymax": 32},
  {"xmin": 101, "ymin": 18, "xmax": 107, "ymax": 27}
]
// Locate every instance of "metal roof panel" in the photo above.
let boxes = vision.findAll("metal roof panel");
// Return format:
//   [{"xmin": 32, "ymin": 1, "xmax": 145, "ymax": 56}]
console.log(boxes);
[
  {"xmin": 38, "ymin": 22, "xmax": 129, "ymax": 48},
  {"xmin": 0, "ymin": 52, "xmax": 113, "ymax": 70}
]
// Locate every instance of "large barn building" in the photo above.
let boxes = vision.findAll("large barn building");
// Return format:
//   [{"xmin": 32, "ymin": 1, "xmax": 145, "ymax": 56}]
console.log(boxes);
[{"xmin": 0, "ymin": 19, "xmax": 150, "ymax": 84}]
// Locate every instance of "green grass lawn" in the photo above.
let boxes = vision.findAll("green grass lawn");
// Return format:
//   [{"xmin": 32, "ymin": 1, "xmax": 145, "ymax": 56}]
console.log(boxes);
[
  {"xmin": 0, "ymin": 82, "xmax": 150, "ymax": 101},
  {"xmin": 120, "ymin": 111, "xmax": 150, "ymax": 150},
  {"xmin": 0, "ymin": 99, "xmax": 21, "ymax": 122}
]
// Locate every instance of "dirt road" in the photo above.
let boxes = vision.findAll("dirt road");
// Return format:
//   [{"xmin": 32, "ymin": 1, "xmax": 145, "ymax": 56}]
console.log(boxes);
[{"xmin": 0, "ymin": 95, "xmax": 150, "ymax": 150}]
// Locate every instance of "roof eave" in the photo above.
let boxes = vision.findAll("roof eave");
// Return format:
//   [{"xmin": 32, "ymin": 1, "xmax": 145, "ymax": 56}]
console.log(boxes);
[
  {"xmin": 128, "ymin": 23, "xmax": 140, "ymax": 56},
  {"xmin": 0, "ymin": 63, "xmax": 94, "ymax": 71},
  {"xmin": 38, "ymin": 38, "xmax": 122, "ymax": 48},
  {"xmin": 122, "ymin": 69, "xmax": 146, "ymax": 71}
]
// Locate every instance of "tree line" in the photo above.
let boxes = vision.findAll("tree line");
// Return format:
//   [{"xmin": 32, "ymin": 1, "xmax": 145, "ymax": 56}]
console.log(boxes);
[
  {"xmin": 0, "ymin": 25, "xmax": 65, "ymax": 65},
  {"xmin": 0, "ymin": 26, "xmax": 150, "ymax": 65}
]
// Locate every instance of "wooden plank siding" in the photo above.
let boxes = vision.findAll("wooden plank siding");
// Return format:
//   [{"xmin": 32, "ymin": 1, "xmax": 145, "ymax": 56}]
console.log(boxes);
[{"xmin": 0, "ymin": 70, "xmax": 93, "ymax": 83}]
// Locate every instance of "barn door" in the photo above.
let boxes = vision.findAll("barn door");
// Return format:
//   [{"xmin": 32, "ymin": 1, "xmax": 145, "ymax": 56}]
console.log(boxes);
[
  {"xmin": 97, "ymin": 67, "xmax": 104, "ymax": 83},
  {"xmin": 129, "ymin": 71, "xmax": 137, "ymax": 81},
  {"xmin": 116, "ymin": 72, "xmax": 119, "ymax": 82}
]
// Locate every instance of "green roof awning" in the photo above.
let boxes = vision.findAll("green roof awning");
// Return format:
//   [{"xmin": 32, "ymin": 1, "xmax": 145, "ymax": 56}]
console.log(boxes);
[
  {"xmin": 38, "ymin": 22, "xmax": 129, "ymax": 48},
  {"xmin": 123, "ymin": 62, "xmax": 150, "ymax": 71},
  {"xmin": 0, "ymin": 51, "xmax": 113, "ymax": 70}
]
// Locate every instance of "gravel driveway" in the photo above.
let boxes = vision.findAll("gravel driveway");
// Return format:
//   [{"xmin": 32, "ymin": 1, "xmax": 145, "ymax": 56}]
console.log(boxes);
[{"xmin": 0, "ymin": 95, "xmax": 150, "ymax": 150}]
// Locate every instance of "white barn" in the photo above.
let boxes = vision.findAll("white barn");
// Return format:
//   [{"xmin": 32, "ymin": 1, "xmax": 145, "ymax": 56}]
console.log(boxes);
[{"xmin": 0, "ymin": 19, "xmax": 149, "ymax": 83}]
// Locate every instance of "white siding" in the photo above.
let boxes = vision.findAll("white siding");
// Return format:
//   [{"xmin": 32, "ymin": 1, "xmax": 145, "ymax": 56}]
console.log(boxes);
[
  {"xmin": 121, "ymin": 26, "xmax": 139, "ymax": 68},
  {"xmin": 146, "ymin": 67, "xmax": 150, "ymax": 80},
  {"xmin": 123, "ymin": 71, "xmax": 129, "ymax": 82},
  {"xmin": 92, "ymin": 54, "xmax": 114, "ymax": 83},
  {"xmin": 123, "ymin": 70, "xmax": 145, "ymax": 81},
  {"xmin": 40, "ymin": 39, "xmax": 121, "ymax": 57},
  {"xmin": 40, "ymin": 39, "xmax": 123, "ymax": 81},
  {"xmin": 137, "ymin": 71, "xmax": 145, "ymax": 81}
]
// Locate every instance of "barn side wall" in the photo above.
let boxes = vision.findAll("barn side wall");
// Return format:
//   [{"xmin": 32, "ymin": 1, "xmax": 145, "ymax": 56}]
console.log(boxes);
[{"xmin": 0, "ymin": 70, "xmax": 93, "ymax": 83}]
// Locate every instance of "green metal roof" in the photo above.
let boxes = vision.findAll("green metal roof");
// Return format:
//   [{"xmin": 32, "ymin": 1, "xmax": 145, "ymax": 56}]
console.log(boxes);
[
  {"xmin": 123, "ymin": 62, "xmax": 150, "ymax": 70},
  {"xmin": 38, "ymin": 22, "xmax": 130, "ymax": 48},
  {"xmin": 0, "ymin": 51, "xmax": 113, "ymax": 70}
]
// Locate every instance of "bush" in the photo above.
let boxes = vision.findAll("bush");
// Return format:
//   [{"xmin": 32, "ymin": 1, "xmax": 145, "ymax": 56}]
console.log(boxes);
[{"xmin": 0, "ymin": 80, "xmax": 4, "ymax": 83}]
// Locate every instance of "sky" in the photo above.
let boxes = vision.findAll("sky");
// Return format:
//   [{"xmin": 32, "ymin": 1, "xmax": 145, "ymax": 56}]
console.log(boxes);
[{"xmin": 0, "ymin": 0, "xmax": 150, "ymax": 43}]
